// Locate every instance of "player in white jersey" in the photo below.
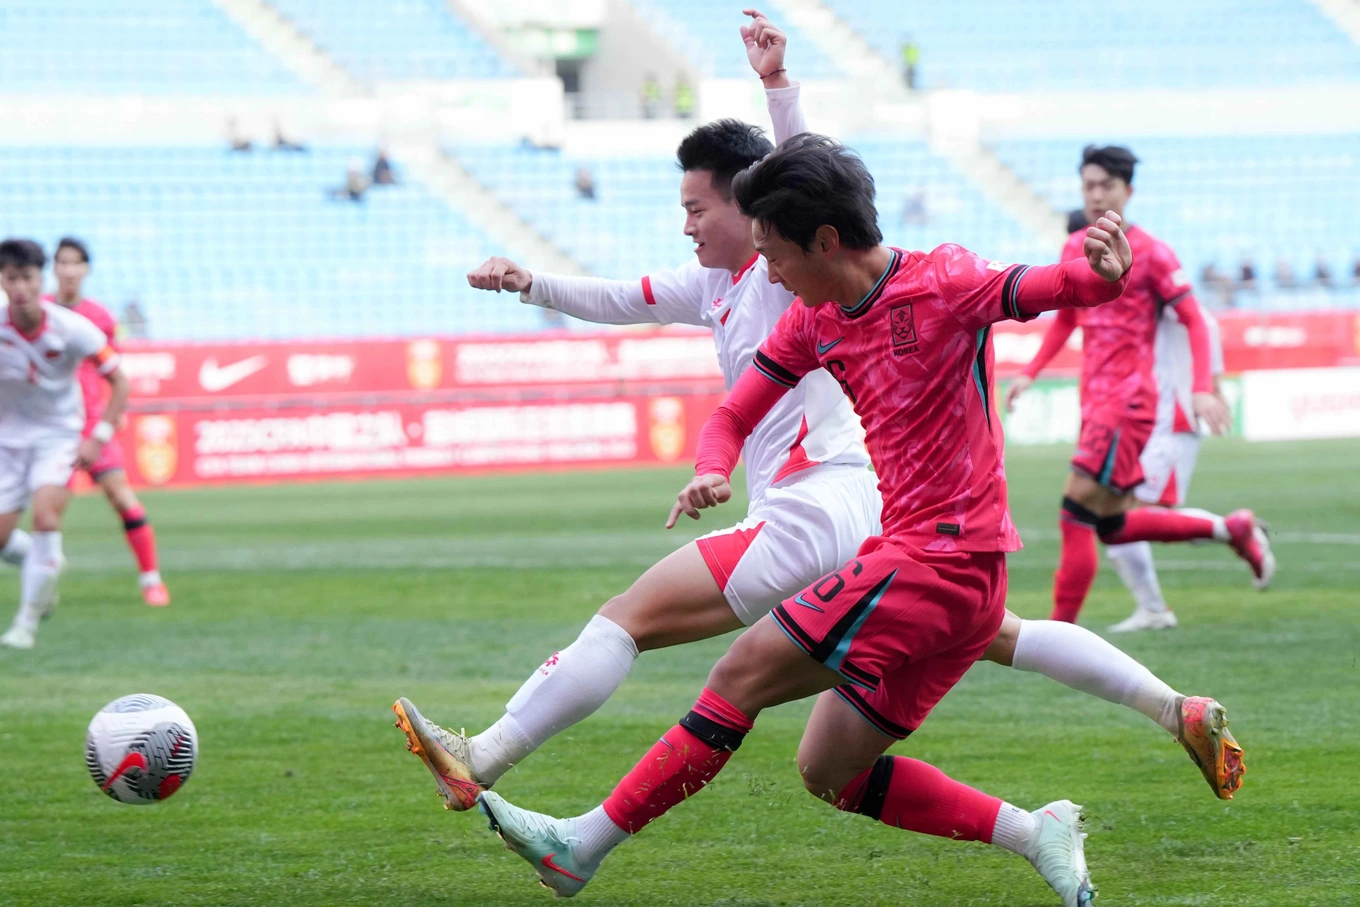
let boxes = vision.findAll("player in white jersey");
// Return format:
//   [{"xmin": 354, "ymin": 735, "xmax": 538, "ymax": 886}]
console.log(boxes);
[
  {"xmin": 0, "ymin": 239, "xmax": 130, "ymax": 649},
  {"xmin": 392, "ymin": 11, "xmax": 1240, "ymax": 811},
  {"xmin": 1107, "ymin": 300, "xmax": 1227, "ymax": 632}
]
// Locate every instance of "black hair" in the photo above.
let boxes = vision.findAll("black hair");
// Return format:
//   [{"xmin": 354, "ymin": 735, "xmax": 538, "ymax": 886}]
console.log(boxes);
[
  {"xmin": 676, "ymin": 119, "xmax": 774, "ymax": 200},
  {"xmin": 731, "ymin": 132, "xmax": 882, "ymax": 252},
  {"xmin": 0, "ymin": 238, "xmax": 46, "ymax": 271},
  {"xmin": 56, "ymin": 236, "xmax": 91, "ymax": 264},
  {"xmin": 1080, "ymin": 144, "xmax": 1138, "ymax": 185}
]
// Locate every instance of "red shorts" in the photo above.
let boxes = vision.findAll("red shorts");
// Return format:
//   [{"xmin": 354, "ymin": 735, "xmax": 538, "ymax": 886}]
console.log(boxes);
[
  {"xmin": 68, "ymin": 437, "xmax": 126, "ymax": 487},
  {"xmin": 769, "ymin": 537, "xmax": 1007, "ymax": 739},
  {"xmin": 1071, "ymin": 407, "xmax": 1155, "ymax": 495}
]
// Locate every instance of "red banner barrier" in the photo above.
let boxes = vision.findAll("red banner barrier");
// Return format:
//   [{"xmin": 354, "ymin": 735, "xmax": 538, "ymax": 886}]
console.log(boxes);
[{"xmin": 115, "ymin": 393, "xmax": 726, "ymax": 488}]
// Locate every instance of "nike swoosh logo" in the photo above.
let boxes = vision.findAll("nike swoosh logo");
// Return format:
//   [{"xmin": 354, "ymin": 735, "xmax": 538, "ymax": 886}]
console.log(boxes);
[
  {"xmin": 541, "ymin": 853, "xmax": 587, "ymax": 882},
  {"xmin": 792, "ymin": 593, "xmax": 824, "ymax": 612},
  {"xmin": 198, "ymin": 355, "xmax": 268, "ymax": 392},
  {"xmin": 817, "ymin": 338, "xmax": 844, "ymax": 355},
  {"xmin": 102, "ymin": 751, "xmax": 147, "ymax": 790}
]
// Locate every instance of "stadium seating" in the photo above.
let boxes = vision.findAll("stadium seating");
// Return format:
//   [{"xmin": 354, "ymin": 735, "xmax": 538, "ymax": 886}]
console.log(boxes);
[
  {"xmin": 637, "ymin": 0, "xmax": 841, "ymax": 79},
  {"xmin": 0, "ymin": 147, "xmax": 548, "ymax": 340},
  {"xmin": 991, "ymin": 134, "xmax": 1360, "ymax": 308},
  {"xmin": 821, "ymin": 0, "xmax": 1360, "ymax": 92},
  {"xmin": 268, "ymin": 0, "xmax": 517, "ymax": 81},
  {"xmin": 0, "ymin": 0, "xmax": 301, "ymax": 94}
]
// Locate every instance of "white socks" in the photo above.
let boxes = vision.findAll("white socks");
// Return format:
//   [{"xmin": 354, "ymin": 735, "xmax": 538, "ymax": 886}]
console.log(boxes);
[
  {"xmin": 990, "ymin": 802, "xmax": 1039, "ymax": 859},
  {"xmin": 13, "ymin": 531, "xmax": 62, "ymax": 633},
  {"xmin": 573, "ymin": 805, "xmax": 630, "ymax": 865},
  {"xmin": 1106, "ymin": 542, "xmax": 1168, "ymax": 613},
  {"xmin": 1013, "ymin": 619, "xmax": 1182, "ymax": 736},
  {"xmin": 1, "ymin": 528, "xmax": 31, "ymax": 567},
  {"xmin": 469, "ymin": 614, "xmax": 640, "ymax": 784}
]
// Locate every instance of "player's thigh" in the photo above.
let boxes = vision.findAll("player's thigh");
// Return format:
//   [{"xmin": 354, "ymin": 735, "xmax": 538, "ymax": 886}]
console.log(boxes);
[
  {"xmin": 28, "ymin": 442, "xmax": 77, "ymax": 531},
  {"xmin": 1134, "ymin": 429, "xmax": 1179, "ymax": 506},
  {"xmin": 797, "ymin": 690, "xmax": 896, "ymax": 802},
  {"xmin": 704, "ymin": 614, "xmax": 844, "ymax": 717},
  {"xmin": 0, "ymin": 447, "xmax": 31, "ymax": 522},
  {"xmin": 0, "ymin": 509, "xmax": 22, "ymax": 549},
  {"xmin": 30, "ymin": 485, "xmax": 72, "ymax": 531},
  {"xmin": 597, "ymin": 541, "xmax": 740, "ymax": 653}
]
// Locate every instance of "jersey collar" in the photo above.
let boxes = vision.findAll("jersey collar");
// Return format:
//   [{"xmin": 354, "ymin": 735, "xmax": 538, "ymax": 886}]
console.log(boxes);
[
  {"xmin": 5, "ymin": 304, "xmax": 46, "ymax": 342},
  {"xmin": 732, "ymin": 253, "xmax": 759, "ymax": 284},
  {"xmin": 839, "ymin": 248, "xmax": 901, "ymax": 319}
]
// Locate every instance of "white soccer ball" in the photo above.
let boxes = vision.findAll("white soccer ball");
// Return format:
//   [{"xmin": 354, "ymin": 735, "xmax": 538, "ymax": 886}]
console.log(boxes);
[{"xmin": 85, "ymin": 694, "xmax": 197, "ymax": 805}]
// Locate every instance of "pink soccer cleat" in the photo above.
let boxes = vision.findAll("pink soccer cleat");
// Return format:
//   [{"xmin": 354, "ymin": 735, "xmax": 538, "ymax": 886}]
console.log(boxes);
[
  {"xmin": 1224, "ymin": 510, "xmax": 1275, "ymax": 590},
  {"xmin": 141, "ymin": 582, "xmax": 171, "ymax": 607}
]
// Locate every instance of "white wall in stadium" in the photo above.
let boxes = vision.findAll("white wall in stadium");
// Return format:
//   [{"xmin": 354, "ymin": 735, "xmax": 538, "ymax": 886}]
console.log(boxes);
[{"xmin": 1241, "ymin": 367, "xmax": 1360, "ymax": 442}]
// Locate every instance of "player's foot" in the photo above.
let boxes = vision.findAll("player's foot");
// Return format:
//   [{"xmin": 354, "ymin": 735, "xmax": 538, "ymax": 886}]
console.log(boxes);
[
  {"xmin": 392, "ymin": 697, "xmax": 486, "ymax": 811},
  {"xmin": 1176, "ymin": 696, "xmax": 1245, "ymax": 800},
  {"xmin": 1028, "ymin": 800, "xmax": 1096, "ymax": 907},
  {"xmin": 1107, "ymin": 607, "xmax": 1178, "ymax": 633},
  {"xmin": 478, "ymin": 791, "xmax": 596, "ymax": 898},
  {"xmin": 1225, "ymin": 510, "xmax": 1275, "ymax": 590},
  {"xmin": 0, "ymin": 624, "xmax": 36, "ymax": 649},
  {"xmin": 141, "ymin": 582, "xmax": 171, "ymax": 607}
]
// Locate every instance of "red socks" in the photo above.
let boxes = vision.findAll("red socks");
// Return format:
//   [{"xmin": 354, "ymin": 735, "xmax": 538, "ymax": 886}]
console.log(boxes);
[
  {"xmin": 1051, "ymin": 518, "xmax": 1098, "ymax": 623},
  {"xmin": 602, "ymin": 688, "xmax": 753, "ymax": 834},
  {"xmin": 1100, "ymin": 507, "xmax": 1217, "ymax": 544},
  {"xmin": 837, "ymin": 755, "xmax": 1002, "ymax": 842},
  {"xmin": 120, "ymin": 506, "xmax": 159, "ymax": 574}
]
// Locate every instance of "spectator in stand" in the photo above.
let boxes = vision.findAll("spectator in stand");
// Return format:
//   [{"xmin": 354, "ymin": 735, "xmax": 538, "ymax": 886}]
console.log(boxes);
[
  {"xmin": 372, "ymin": 148, "xmax": 396, "ymax": 186},
  {"xmin": 1314, "ymin": 254, "xmax": 1333, "ymax": 289},
  {"xmin": 1352, "ymin": 254, "xmax": 1360, "ymax": 286},
  {"xmin": 674, "ymin": 73, "xmax": 696, "ymax": 119},
  {"xmin": 641, "ymin": 73, "xmax": 663, "ymax": 119},
  {"xmin": 1201, "ymin": 262, "xmax": 1234, "ymax": 308},
  {"xmin": 901, "ymin": 189, "xmax": 928, "ymax": 225},
  {"xmin": 1238, "ymin": 256, "xmax": 1258, "ymax": 291},
  {"xmin": 226, "ymin": 117, "xmax": 252, "ymax": 153},
  {"xmin": 122, "ymin": 299, "xmax": 148, "ymax": 339},
  {"xmin": 272, "ymin": 119, "xmax": 306, "ymax": 153},
  {"xmin": 575, "ymin": 166, "xmax": 596, "ymax": 201},
  {"xmin": 1066, "ymin": 208, "xmax": 1089, "ymax": 234},
  {"xmin": 331, "ymin": 162, "xmax": 368, "ymax": 203},
  {"xmin": 1274, "ymin": 256, "xmax": 1297, "ymax": 290},
  {"xmin": 901, "ymin": 36, "xmax": 920, "ymax": 90}
]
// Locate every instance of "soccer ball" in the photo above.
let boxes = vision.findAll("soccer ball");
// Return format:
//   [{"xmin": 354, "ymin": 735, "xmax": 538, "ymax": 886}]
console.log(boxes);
[{"xmin": 85, "ymin": 694, "xmax": 197, "ymax": 805}]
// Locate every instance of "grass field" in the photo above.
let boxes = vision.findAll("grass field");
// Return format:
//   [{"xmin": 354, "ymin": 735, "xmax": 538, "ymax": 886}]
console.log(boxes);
[{"xmin": 2, "ymin": 438, "xmax": 1357, "ymax": 906}]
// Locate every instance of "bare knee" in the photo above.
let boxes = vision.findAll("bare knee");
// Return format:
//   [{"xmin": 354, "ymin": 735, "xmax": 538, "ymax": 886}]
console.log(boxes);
[
  {"xmin": 983, "ymin": 610, "xmax": 1022, "ymax": 666},
  {"xmin": 31, "ymin": 509, "xmax": 62, "ymax": 533}
]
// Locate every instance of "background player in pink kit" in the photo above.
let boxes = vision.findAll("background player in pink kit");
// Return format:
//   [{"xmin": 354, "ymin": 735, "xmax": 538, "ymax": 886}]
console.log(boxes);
[
  {"xmin": 47, "ymin": 238, "xmax": 169, "ymax": 606},
  {"xmin": 393, "ymin": 14, "xmax": 1235, "ymax": 828},
  {"xmin": 1007, "ymin": 146, "xmax": 1273, "ymax": 628},
  {"xmin": 471, "ymin": 135, "xmax": 1194, "ymax": 907}
]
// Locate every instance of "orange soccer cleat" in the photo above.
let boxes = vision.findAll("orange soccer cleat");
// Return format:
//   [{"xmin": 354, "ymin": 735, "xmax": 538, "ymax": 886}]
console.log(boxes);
[
  {"xmin": 392, "ymin": 697, "xmax": 486, "ymax": 811},
  {"xmin": 1176, "ymin": 696, "xmax": 1246, "ymax": 799}
]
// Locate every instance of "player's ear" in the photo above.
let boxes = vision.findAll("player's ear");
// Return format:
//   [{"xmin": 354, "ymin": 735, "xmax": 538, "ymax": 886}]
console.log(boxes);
[{"xmin": 814, "ymin": 224, "xmax": 838, "ymax": 255}]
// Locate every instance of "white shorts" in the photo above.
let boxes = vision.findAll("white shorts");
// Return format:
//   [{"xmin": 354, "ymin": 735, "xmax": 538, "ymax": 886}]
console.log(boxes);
[
  {"xmin": 1134, "ymin": 430, "xmax": 1201, "ymax": 507},
  {"xmin": 695, "ymin": 463, "xmax": 882, "ymax": 626},
  {"xmin": 0, "ymin": 441, "xmax": 79, "ymax": 514}
]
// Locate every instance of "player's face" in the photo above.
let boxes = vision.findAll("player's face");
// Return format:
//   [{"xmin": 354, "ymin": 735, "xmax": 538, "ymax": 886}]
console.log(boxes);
[
  {"xmin": 753, "ymin": 221, "xmax": 833, "ymax": 306},
  {"xmin": 1081, "ymin": 164, "xmax": 1132, "ymax": 223},
  {"xmin": 680, "ymin": 169, "xmax": 752, "ymax": 273},
  {"xmin": 0, "ymin": 264, "xmax": 44, "ymax": 311},
  {"xmin": 54, "ymin": 248, "xmax": 89, "ymax": 299}
]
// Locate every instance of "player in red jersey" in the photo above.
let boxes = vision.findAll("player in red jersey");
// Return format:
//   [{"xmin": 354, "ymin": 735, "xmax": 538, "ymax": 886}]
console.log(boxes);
[
  {"xmin": 48, "ymin": 239, "xmax": 168, "ymax": 606},
  {"xmin": 1007, "ymin": 147, "xmax": 1273, "ymax": 626},
  {"xmin": 473, "ymin": 135, "xmax": 1142, "ymax": 906}
]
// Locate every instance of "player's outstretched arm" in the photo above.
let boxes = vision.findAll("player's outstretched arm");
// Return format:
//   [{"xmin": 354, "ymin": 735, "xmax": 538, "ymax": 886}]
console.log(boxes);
[
  {"xmin": 1082, "ymin": 210, "xmax": 1134, "ymax": 282},
  {"xmin": 468, "ymin": 256, "xmax": 533, "ymax": 293},
  {"xmin": 743, "ymin": 10, "xmax": 808, "ymax": 144},
  {"xmin": 467, "ymin": 257, "xmax": 709, "ymax": 327}
]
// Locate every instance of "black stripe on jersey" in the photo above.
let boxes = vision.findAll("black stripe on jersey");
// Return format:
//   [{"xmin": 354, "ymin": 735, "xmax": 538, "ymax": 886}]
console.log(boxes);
[
  {"xmin": 975, "ymin": 325, "xmax": 992, "ymax": 430},
  {"xmin": 840, "ymin": 249, "xmax": 902, "ymax": 319},
  {"xmin": 1001, "ymin": 264, "xmax": 1031, "ymax": 321},
  {"xmin": 854, "ymin": 754, "xmax": 897, "ymax": 820},
  {"xmin": 753, "ymin": 350, "xmax": 800, "ymax": 387}
]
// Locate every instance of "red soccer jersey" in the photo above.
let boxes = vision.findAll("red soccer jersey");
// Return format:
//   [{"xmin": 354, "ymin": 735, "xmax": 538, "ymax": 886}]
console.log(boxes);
[
  {"xmin": 696, "ymin": 244, "xmax": 1128, "ymax": 552},
  {"xmin": 44, "ymin": 295, "xmax": 118, "ymax": 430},
  {"xmin": 1059, "ymin": 225, "xmax": 1191, "ymax": 415}
]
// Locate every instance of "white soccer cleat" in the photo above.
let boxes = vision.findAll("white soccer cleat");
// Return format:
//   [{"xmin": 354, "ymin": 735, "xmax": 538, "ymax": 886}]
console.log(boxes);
[
  {"xmin": 0, "ymin": 624, "xmax": 36, "ymax": 649},
  {"xmin": 1028, "ymin": 799, "xmax": 1097, "ymax": 906},
  {"xmin": 1108, "ymin": 608, "xmax": 1178, "ymax": 633},
  {"xmin": 478, "ymin": 791, "xmax": 598, "ymax": 898}
]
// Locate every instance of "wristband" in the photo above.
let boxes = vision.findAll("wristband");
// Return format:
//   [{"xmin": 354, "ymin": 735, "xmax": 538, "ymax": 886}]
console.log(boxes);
[
  {"xmin": 759, "ymin": 67, "xmax": 786, "ymax": 81},
  {"xmin": 91, "ymin": 421, "xmax": 115, "ymax": 443}
]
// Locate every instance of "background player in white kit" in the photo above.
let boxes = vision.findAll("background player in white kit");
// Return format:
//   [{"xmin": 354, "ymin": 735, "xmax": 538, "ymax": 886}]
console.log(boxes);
[
  {"xmin": 1107, "ymin": 302, "xmax": 1228, "ymax": 632},
  {"xmin": 0, "ymin": 238, "xmax": 130, "ymax": 649},
  {"xmin": 392, "ymin": 10, "xmax": 1242, "ymax": 809}
]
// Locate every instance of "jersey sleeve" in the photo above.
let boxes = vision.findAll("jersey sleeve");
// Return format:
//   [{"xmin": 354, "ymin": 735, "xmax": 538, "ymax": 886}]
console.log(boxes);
[
  {"xmin": 766, "ymin": 82, "xmax": 807, "ymax": 145},
  {"xmin": 752, "ymin": 302, "xmax": 820, "ymax": 388},
  {"xmin": 522, "ymin": 259, "xmax": 710, "ymax": 327},
  {"xmin": 1147, "ymin": 241, "xmax": 1193, "ymax": 305}
]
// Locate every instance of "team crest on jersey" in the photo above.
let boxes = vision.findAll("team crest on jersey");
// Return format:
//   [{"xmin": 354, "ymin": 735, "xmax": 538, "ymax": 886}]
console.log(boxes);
[{"xmin": 890, "ymin": 304, "xmax": 919, "ymax": 356}]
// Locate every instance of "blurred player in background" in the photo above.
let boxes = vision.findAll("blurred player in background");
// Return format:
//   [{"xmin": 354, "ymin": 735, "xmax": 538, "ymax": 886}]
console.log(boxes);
[
  {"xmin": 1105, "ymin": 304, "xmax": 1226, "ymax": 631},
  {"xmin": 49, "ymin": 238, "xmax": 169, "ymax": 606},
  {"xmin": 395, "ymin": 13, "xmax": 1242, "ymax": 826},
  {"xmin": 1008, "ymin": 145, "xmax": 1274, "ymax": 627},
  {"xmin": 0, "ymin": 238, "xmax": 130, "ymax": 649}
]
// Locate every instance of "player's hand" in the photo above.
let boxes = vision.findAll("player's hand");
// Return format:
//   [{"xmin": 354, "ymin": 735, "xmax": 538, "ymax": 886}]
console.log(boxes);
[
  {"xmin": 1083, "ymin": 210, "xmax": 1133, "ymax": 281},
  {"xmin": 468, "ymin": 257, "xmax": 533, "ymax": 293},
  {"xmin": 1192, "ymin": 391, "xmax": 1231, "ymax": 436},
  {"xmin": 1005, "ymin": 375, "xmax": 1034, "ymax": 413},
  {"xmin": 74, "ymin": 437, "xmax": 105, "ymax": 470},
  {"xmin": 741, "ymin": 9, "xmax": 787, "ymax": 81},
  {"xmin": 665, "ymin": 473, "xmax": 732, "ymax": 529}
]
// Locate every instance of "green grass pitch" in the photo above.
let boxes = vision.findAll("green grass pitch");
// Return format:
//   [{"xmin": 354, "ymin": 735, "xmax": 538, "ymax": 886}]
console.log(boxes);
[{"xmin": 2, "ymin": 438, "xmax": 1357, "ymax": 906}]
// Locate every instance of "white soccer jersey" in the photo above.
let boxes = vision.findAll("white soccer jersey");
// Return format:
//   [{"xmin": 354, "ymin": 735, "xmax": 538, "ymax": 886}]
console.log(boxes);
[
  {"xmin": 0, "ymin": 301, "xmax": 119, "ymax": 447},
  {"xmin": 1153, "ymin": 303, "xmax": 1224, "ymax": 436},
  {"xmin": 521, "ymin": 84, "xmax": 871, "ymax": 506}
]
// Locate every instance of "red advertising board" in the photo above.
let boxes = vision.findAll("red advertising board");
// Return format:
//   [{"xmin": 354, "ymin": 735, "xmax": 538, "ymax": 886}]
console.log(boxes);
[{"xmin": 115, "ymin": 393, "xmax": 726, "ymax": 489}]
